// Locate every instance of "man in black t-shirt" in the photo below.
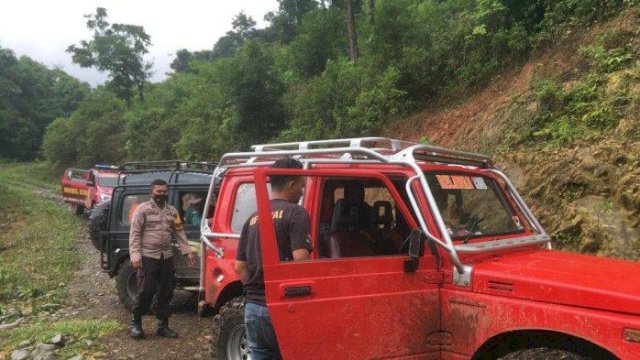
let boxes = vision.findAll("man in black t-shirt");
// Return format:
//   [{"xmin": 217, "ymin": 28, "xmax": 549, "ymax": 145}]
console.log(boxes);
[{"xmin": 235, "ymin": 158, "xmax": 312, "ymax": 360}]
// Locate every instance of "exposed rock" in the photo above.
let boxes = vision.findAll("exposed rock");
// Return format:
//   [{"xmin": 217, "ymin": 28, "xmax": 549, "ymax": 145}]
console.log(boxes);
[
  {"xmin": 10, "ymin": 349, "xmax": 29, "ymax": 360},
  {"xmin": 31, "ymin": 343, "xmax": 57, "ymax": 360},
  {"xmin": 0, "ymin": 317, "xmax": 24, "ymax": 330},
  {"xmin": 50, "ymin": 333, "xmax": 65, "ymax": 346},
  {"xmin": 34, "ymin": 343, "xmax": 56, "ymax": 352}
]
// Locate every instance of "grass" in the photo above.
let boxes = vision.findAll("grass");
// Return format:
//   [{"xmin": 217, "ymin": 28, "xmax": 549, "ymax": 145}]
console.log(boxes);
[
  {"xmin": 0, "ymin": 162, "xmax": 121, "ymax": 356},
  {"xmin": 0, "ymin": 319, "xmax": 121, "ymax": 358}
]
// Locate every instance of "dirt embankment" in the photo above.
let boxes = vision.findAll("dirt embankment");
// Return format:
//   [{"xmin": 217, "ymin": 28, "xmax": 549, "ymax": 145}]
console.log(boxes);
[{"xmin": 388, "ymin": 8, "xmax": 640, "ymax": 260}]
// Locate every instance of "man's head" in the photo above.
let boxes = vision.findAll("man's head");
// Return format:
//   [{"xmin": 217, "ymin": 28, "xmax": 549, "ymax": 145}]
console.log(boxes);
[
  {"xmin": 270, "ymin": 158, "xmax": 305, "ymax": 203},
  {"xmin": 150, "ymin": 178, "xmax": 169, "ymax": 207}
]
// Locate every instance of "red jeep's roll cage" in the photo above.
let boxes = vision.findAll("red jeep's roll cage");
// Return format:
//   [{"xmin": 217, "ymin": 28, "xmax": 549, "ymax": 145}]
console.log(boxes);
[{"xmin": 199, "ymin": 137, "xmax": 550, "ymax": 288}]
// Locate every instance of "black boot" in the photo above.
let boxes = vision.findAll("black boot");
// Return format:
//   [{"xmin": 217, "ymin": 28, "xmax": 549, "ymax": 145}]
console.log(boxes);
[
  {"xmin": 156, "ymin": 318, "xmax": 178, "ymax": 338},
  {"xmin": 129, "ymin": 316, "xmax": 144, "ymax": 339}
]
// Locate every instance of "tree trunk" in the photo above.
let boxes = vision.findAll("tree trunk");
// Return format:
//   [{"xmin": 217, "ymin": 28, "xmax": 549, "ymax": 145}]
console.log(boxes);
[{"xmin": 346, "ymin": 0, "xmax": 358, "ymax": 61}]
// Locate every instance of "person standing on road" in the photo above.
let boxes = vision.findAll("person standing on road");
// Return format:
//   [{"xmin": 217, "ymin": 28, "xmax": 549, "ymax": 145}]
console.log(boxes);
[
  {"xmin": 235, "ymin": 158, "xmax": 312, "ymax": 360},
  {"xmin": 128, "ymin": 178, "xmax": 196, "ymax": 339}
]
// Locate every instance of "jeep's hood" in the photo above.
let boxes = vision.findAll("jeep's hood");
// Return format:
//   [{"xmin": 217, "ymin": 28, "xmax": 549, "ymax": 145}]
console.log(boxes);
[{"xmin": 472, "ymin": 249, "xmax": 640, "ymax": 316}]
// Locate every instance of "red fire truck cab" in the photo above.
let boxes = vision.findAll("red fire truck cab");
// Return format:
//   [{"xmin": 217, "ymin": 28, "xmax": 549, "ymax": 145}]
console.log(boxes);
[{"xmin": 200, "ymin": 138, "xmax": 640, "ymax": 360}]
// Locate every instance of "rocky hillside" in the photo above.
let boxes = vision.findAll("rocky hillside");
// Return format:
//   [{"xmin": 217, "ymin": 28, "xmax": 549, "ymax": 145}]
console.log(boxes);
[{"xmin": 390, "ymin": 7, "xmax": 640, "ymax": 260}]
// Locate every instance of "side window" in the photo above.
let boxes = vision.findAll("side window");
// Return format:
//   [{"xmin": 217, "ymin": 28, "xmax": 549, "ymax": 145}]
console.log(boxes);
[
  {"xmin": 230, "ymin": 182, "xmax": 274, "ymax": 234},
  {"xmin": 120, "ymin": 194, "xmax": 150, "ymax": 225},
  {"xmin": 179, "ymin": 191, "xmax": 207, "ymax": 226},
  {"xmin": 231, "ymin": 183, "xmax": 258, "ymax": 233},
  {"xmin": 318, "ymin": 178, "xmax": 411, "ymax": 258}
]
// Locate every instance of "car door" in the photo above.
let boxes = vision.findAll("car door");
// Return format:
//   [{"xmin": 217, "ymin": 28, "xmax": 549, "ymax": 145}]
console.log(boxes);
[
  {"xmin": 103, "ymin": 186, "xmax": 150, "ymax": 272},
  {"xmin": 171, "ymin": 186, "xmax": 207, "ymax": 281},
  {"xmin": 254, "ymin": 168, "xmax": 442, "ymax": 360},
  {"xmin": 61, "ymin": 168, "xmax": 89, "ymax": 207}
]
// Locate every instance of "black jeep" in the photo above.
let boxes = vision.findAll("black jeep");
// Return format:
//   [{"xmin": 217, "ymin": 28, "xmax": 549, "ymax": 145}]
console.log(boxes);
[{"xmin": 92, "ymin": 161, "xmax": 215, "ymax": 310}]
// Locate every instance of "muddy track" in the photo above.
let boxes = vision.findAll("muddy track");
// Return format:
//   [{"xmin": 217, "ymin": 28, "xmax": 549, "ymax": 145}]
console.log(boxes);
[{"xmin": 62, "ymin": 206, "xmax": 213, "ymax": 359}]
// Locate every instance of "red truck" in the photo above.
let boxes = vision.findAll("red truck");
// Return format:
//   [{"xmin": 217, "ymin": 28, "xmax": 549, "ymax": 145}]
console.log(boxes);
[
  {"xmin": 200, "ymin": 138, "xmax": 640, "ymax": 359},
  {"xmin": 61, "ymin": 165, "xmax": 119, "ymax": 215}
]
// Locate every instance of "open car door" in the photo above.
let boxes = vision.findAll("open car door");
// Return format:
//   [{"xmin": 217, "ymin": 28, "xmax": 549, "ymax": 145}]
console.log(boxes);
[{"xmin": 254, "ymin": 167, "xmax": 442, "ymax": 359}]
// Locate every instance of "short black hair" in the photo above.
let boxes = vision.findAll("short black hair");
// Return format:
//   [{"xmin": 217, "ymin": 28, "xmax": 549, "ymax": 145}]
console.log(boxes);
[
  {"xmin": 151, "ymin": 178, "xmax": 168, "ymax": 187},
  {"xmin": 270, "ymin": 158, "xmax": 303, "ymax": 190}
]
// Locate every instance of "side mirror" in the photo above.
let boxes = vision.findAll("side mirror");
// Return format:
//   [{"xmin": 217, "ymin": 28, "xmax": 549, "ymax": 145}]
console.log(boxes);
[{"xmin": 404, "ymin": 229, "xmax": 424, "ymax": 273}]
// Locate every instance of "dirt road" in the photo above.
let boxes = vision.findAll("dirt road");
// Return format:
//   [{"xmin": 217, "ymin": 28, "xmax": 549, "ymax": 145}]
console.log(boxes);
[{"xmin": 64, "ymin": 220, "xmax": 213, "ymax": 359}]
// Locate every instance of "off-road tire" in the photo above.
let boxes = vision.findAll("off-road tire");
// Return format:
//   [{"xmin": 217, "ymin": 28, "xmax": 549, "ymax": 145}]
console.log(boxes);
[
  {"xmin": 115, "ymin": 260, "xmax": 158, "ymax": 313},
  {"xmin": 116, "ymin": 260, "xmax": 139, "ymax": 311},
  {"xmin": 75, "ymin": 204, "xmax": 84, "ymax": 216},
  {"xmin": 88, "ymin": 200, "xmax": 110, "ymax": 250},
  {"xmin": 498, "ymin": 348, "xmax": 584, "ymax": 360},
  {"xmin": 211, "ymin": 296, "xmax": 250, "ymax": 360}
]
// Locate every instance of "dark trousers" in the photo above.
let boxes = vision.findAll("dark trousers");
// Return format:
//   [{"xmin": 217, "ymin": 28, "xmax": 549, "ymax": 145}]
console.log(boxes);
[{"xmin": 132, "ymin": 255, "xmax": 175, "ymax": 320}]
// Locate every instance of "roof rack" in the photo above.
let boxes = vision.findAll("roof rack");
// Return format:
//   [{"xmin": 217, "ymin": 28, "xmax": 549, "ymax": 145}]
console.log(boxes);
[
  {"xmin": 116, "ymin": 160, "xmax": 217, "ymax": 185},
  {"xmin": 217, "ymin": 137, "xmax": 492, "ymax": 169},
  {"xmin": 118, "ymin": 160, "xmax": 217, "ymax": 172}
]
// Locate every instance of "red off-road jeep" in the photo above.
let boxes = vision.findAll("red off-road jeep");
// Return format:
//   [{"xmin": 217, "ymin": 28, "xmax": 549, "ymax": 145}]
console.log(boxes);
[
  {"xmin": 61, "ymin": 165, "xmax": 119, "ymax": 215},
  {"xmin": 200, "ymin": 138, "xmax": 640, "ymax": 360}
]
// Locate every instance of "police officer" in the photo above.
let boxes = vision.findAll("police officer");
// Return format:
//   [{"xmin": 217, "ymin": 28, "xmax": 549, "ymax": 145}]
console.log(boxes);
[{"xmin": 128, "ymin": 178, "xmax": 196, "ymax": 339}]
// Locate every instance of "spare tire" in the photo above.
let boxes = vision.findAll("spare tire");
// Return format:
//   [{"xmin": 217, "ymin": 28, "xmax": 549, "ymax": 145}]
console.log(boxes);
[{"xmin": 88, "ymin": 200, "xmax": 110, "ymax": 250}]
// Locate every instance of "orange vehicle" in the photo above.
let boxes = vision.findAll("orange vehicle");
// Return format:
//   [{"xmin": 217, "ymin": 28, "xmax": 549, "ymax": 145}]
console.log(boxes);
[{"xmin": 61, "ymin": 165, "xmax": 119, "ymax": 215}]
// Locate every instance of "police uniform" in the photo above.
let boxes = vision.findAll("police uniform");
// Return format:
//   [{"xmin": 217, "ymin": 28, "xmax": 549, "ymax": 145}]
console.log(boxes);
[{"xmin": 129, "ymin": 200, "xmax": 191, "ymax": 321}]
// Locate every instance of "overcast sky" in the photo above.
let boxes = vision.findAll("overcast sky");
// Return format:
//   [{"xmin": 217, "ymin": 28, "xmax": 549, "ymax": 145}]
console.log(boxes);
[{"xmin": 0, "ymin": 0, "xmax": 279, "ymax": 86}]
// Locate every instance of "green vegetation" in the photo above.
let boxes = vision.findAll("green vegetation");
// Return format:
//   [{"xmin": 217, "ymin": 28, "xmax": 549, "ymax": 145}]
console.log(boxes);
[
  {"xmin": 0, "ymin": 163, "xmax": 120, "ymax": 356},
  {"xmin": 517, "ymin": 26, "xmax": 639, "ymax": 148},
  {"xmin": 1, "ymin": 0, "xmax": 638, "ymax": 169},
  {"xmin": 1, "ymin": 320, "xmax": 121, "ymax": 358},
  {"xmin": 67, "ymin": 7, "xmax": 152, "ymax": 105}
]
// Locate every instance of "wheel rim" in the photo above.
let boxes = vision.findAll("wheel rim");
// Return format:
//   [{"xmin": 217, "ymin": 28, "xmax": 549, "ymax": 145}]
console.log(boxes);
[
  {"xmin": 127, "ymin": 270, "xmax": 138, "ymax": 302},
  {"xmin": 226, "ymin": 324, "xmax": 251, "ymax": 360}
]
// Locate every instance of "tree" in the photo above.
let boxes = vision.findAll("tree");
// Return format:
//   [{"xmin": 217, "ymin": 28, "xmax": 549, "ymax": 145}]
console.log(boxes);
[
  {"xmin": 67, "ymin": 7, "xmax": 152, "ymax": 105},
  {"xmin": 345, "ymin": 0, "xmax": 358, "ymax": 60},
  {"xmin": 0, "ymin": 45, "xmax": 87, "ymax": 161},
  {"xmin": 266, "ymin": 0, "xmax": 319, "ymax": 43},
  {"xmin": 212, "ymin": 12, "xmax": 258, "ymax": 59},
  {"xmin": 170, "ymin": 49, "xmax": 214, "ymax": 74}
]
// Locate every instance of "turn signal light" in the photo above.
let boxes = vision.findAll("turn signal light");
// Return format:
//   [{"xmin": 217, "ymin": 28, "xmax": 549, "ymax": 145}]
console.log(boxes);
[{"xmin": 623, "ymin": 328, "xmax": 640, "ymax": 343}]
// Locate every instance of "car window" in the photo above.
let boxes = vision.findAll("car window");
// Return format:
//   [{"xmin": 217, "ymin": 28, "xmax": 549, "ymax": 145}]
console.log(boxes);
[
  {"xmin": 230, "ymin": 183, "xmax": 272, "ymax": 233},
  {"xmin": 179, "ymin": 191, "xmax": 207, "ymax": 226},
  {"xmin": 425, "ymin": 172, "xmax": 525, "ymax": 240},
  {"xmin": 318, "ymin": 177, "xmax": 411, "ymax": 258},
  {"xmin": 67, "ymin": 168, "xmax": 86, "ymax": 181},
  {"xmin": 97, "ymin": 174, "xmax": 119, "ymax": 187},
  {"xmin": 120, "ymin": 194, "xmax": 150, "ymax": 225}
]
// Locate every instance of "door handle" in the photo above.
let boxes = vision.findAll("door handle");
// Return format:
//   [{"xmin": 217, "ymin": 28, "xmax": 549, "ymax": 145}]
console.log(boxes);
[
  {"xmin": 281, "ymin": 282, "xmax": 315, "ymax": 298},
  {"xmin": 284, "ymin": 285, "xmax": 312, "ymax": 297}
]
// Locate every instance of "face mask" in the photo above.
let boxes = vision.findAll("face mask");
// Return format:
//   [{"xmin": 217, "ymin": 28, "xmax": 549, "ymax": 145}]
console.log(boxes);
[{"xmin": 153, "ymin": 194, "xmax": 168, "ymax": 207}]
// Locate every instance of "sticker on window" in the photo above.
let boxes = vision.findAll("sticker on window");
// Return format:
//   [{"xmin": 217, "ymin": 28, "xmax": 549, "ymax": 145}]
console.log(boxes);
[
  {"xmin": 472, "ymin": 177, "xmax": 487, "ymax": 190},
  {"xmin": 436, "ymin": 175, "xmax": 487, "ymax": 190}
]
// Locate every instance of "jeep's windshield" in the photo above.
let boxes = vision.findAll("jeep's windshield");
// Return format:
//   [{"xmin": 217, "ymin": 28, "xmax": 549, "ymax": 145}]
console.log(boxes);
[
  {"xmin": 424, "ymin": 172, "xmax": 526, "ymax": 240},
  {"xmin": 97, "ymin": 174, "xmax": 119, "ymax": 187}
]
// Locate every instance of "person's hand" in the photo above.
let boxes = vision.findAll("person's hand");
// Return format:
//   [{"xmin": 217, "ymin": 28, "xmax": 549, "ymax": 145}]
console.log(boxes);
[
  {"xmin": 187, "ymin": 252, "xmax": 197, "ymax": 266},
  {"xmin": 132, "ymin": 259, "xmax": 142, "ymax": 269}
]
